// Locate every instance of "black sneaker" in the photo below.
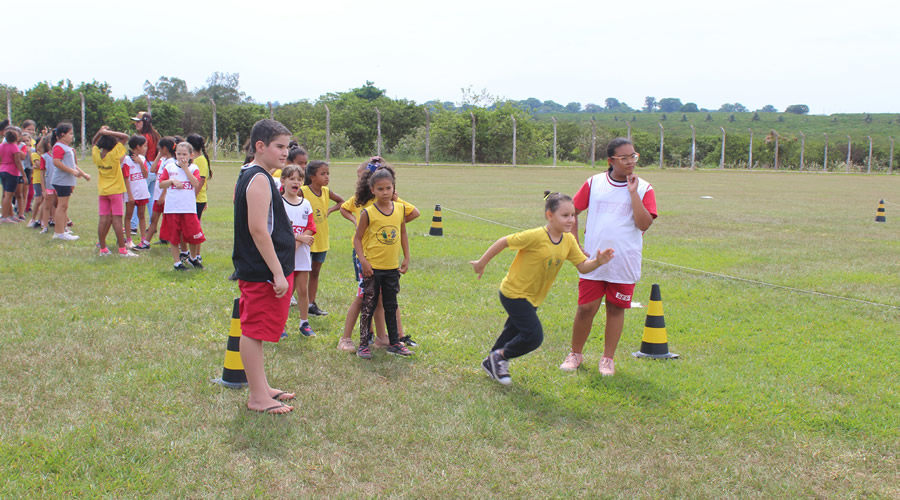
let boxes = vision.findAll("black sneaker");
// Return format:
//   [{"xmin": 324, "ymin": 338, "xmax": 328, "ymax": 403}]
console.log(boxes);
[
  {"xmin": 398, "ymin": 335, "xmax": 418, "ymax": 347},
  {"xmin": 280, "ymin": 331, "xmax": 288, "ymax": 340},
  {"xmin": 227, "ymin": 271, "xmax": 238, "ymax": 281},
  {"xmin": 486, "ymin": 350, "xmax": 511, "ymax": 385},
  {"xmin": 134, "ymin": 243, "xmax": 151, "ymax": 250},
  {"xmin": 357, "ymin": 345, "xmax": 372, "ymax": 359},
  {"xmin": 188, "ymin": 257, "xmax": 204, "ymax": 269},
  {"xmin": 299, "ymin": 322, "xmax": 316, "ymax": 337},
  {"xmin": 308, "ymin": 302, "xmax": 328, "ymax": 316},
  {"xmin": 131, "ymin": 228, "xmax": 138, "ymax": 235},
  {"xmin": 180, "ymin": 251, "xmax": 190, "ymax": 262},
  {"xmin": 174, "ymin": 262, "xmax": 189, "ymax": 271},
  {"xmin": 386, "ymin": 343, "xmax": 414, "ymax": 356}
]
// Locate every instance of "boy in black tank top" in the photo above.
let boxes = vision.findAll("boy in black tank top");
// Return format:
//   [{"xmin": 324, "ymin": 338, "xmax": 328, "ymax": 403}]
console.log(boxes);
[{"xmin": 232, "ymin": 119, "xmax": 296, "ymax": 415}]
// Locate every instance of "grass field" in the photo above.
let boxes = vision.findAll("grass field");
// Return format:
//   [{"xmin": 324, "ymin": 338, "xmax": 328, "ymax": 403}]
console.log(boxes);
[{"xmin": 1, "ymin": 161, "xmax": 898, "ymax": 497}]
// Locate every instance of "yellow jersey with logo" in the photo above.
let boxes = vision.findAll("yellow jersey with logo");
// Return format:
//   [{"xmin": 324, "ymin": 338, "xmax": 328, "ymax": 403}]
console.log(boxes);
[
  {"xmin": 301, "ymin": 185, "xmax": 330, "ymax": 252},
  {"xmin": 499, "ymin": 227, "xmax": 587, "ymax": 307},
  {"xmin": 341, "ymin": 195, "xmax": 416, "ymax": 224},
  {"xmin": 92, "ymin": 143, "xmax": 127, "ymax": 195},
  {"xmin": 361, "ymin": 201, "xmax": 406, "ymax": 270}
]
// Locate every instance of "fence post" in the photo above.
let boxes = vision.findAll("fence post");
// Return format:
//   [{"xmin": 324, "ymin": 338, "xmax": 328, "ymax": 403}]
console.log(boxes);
[
  {"xmin": 551, "ymin": 116, "xmax": 558, "ymax": 167},
  {"xmin": 235, "ymin": 132, "xmax": 239, "ymax": 157},
  {"xmin": 424, "ymin": 106, "xmax": 430, "ymax": 165},
  {"xmin": 823, "ymin": 133, "xmax": 828, "ymax": 172},
  {"xmin": 590, "ymin": 118, "xmax": 596, "ymax": 168},
  {"xmin": 375, "ymin": 107, "xmax": 382, "ymax": 157},
  {"xmin": 845, "ymin": 135, "xmax": 852, "ymax": 172},
  {"xmin": 890, "ymin": 137, "xmax": 895, "ymax": 174},
  {"xmin": 470, "ymin": 111, "xmax": 476, "ymax": 166},
  {"xmin": 626, "ymin": 121, "xmax": 631, "ymax": 140},
  {"xmin": 6, "ymin": 89, "xmax": 11, "ymax": 122},
  {"xmin": 511, "ymin": 115, "xmax": 517, "ymax": 166},
  {"xmin": 79, "ymin": 92, "xmax": 86, "ymax": 160},
  {"xmin": 867, "ymin": 136, "xmax": 873, "ymax": 173},
  {"xmin": 209, "ymin": 99, "xmax": 217, "ymax": 161},
  {"xmin": 146, "ymin": 95, "xmax": 151, "ymax": 114},
  {"xmin": 690, "ymin": 125, "xmax": 696, "ymax": 170},
  {"xmin": 748, "ymin": 128, "xmax": 753, "ymax": 169},
  {"xmin": 268, "ymin": 102, "xmax": 274, "ymax": 120},
  {"xmin": 719, "ymin": 127, "xmax": 726, "ymax": 169},
  {"xmin": 324, "ymin": 104, "xmax": 331, "ymax": 162},
  {"xmin": 799, "ymin": 131, "xmax": 805, "ymax": 170},
  {"xmin": 772, "ymin": 129, "xmax": 780, "ymax": 170},
  {"xmin": 658, "ymin": 122, "xmax": 664, "ymax": 169}
]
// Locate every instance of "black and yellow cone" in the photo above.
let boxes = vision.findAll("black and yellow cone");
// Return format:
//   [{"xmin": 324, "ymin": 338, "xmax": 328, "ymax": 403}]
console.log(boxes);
[
  {"xmin": 429, "ymin": 204, "xmax": 443, "ymax": 236},
  {"xmin": 211, "ymin": 298, "xmax": 248, "ymax": 388},
  {"xmin": 875, "ymin": 199, "xmax": 886, "ymax": 222},
  {"xmin": 632, "ymin": 284, "xmax": 679, "ymax": 359}
]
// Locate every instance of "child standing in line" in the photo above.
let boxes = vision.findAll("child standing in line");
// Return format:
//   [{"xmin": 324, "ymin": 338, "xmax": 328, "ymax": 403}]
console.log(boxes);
[
  {"xmin": 143, "ymin": 137, "xmax": 176, "ymax": 247},
  {"xmin": 187, "ymin": 134, "xmax": 211, "ymax": 220},
  {"xmin": 22, "ymin": 120, "xmax": 37, "ymax": 213},
  {"xmin": 157, "ymin": 141, "xmax": 205, "ymax": 270},
  {"xmin": 352, "ymin": 167, "xmax": 412, "ymax": 359},
  {"xmin": 302, "ymin": 160, "xmax": 344, "ymax": 317},
  {"xmin": 337, "ymin": 159, "xmax": 420, "ymax": 352},
  {"xmin": 471, "ymin": 192, "xmax": 615, "ymax": 385},
  {"xmin": 51, "ymin": 123, "xmax": 91, "ymax": 240},
  {"xmin": 27, "ymin": 137, "xmax": 43, "ymax": 228},
  {"xmin": 91, "ymin": 126, "xmax": 137, "ymax": 257},
  {"xmin": 233, "ymin": 119, "xmax": 297, "ymax": 415},
  {"xmin": 0, "ymin": 127, "xmax": 25, "ymax": 223},
  {"xmin": 280, "ymin": 165, "xmax": 317, "ymax": 337},
  {"xmin": 17, "ymin": 133, "xmax": 32, "ymax": 220},
  {"xmin": 559, "ymin": 138, "xmax": 657, "ymax": 376},
  {"xmin": 38, "ymin": 136, "xmax": 56, "ymax": 233},
  {"xmin": 122, "ymin": 135, "xmax": 151, "ymax": 249}
]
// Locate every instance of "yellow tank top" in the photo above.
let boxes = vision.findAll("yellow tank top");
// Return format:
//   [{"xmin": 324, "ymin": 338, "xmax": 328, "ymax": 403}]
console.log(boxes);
[
  {"xmin": 361, "ymin": 201, "xmax": 406, "ymax": 270},
  {"xmin": 301, "ymin": 185, "xmax": 330, "ymax": 252}
]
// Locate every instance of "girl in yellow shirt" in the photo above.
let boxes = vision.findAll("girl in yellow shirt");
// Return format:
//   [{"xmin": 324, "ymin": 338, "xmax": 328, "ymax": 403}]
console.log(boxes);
[
  {"xmin": 470, "ymin": 192, "xmax": 615, "ymax": 385},
  {"xmin": 301, "ymin": 160, "xmax": 344, "ymax": 316}
]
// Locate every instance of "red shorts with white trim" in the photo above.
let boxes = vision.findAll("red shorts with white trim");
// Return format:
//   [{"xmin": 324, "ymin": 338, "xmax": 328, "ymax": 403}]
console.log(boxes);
[
  {"xmin": 578, "ymin": 279, "xmax": 635, "ymax": 308},
  {"xmin": 239, "ymin": 273, "xmax": 295, "ymax": 343},
  {"xmin": 160, "ymin": 213, "xmax": 206, "ymax": 245},
  {"xmin": 132, "ymin": 198, "xmax": 149, "ymax": 206},
  {"xmin": 153, "ymin": 200, "xmax": 165, "ymax": 213}
]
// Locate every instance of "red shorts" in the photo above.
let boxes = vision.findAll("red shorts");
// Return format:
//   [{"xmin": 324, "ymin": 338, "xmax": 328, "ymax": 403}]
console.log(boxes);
[
  {"xmin": 132, "ymin": 198, "xmax": 149, "ymax": 206},
  {"xmin": 160, "ymin": 213, "xmax": 206, "ymax": 245},
  {"xmin": 98, "ymin": 193, "xmax": 125, "ymax": 216},
  {"xmin": 578, "ymin": 279, "xmax": 635, "ymax": 308},
  {"xmin": 153, "ymin": 200, "xmax": 165, "ymax": 213},
  {"xmin": 239, "ymin": 273, "xmax": 295, "ymax": 342}
]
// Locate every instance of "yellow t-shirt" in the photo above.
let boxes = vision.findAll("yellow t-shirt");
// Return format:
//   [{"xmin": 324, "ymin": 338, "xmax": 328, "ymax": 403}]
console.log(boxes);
[
  {"xmin": 499, "ymin": 227, "xmax": 587, "ymax": 307},
  {"xmin": 272, "ymin": 169, "xmax": 282, "ymax": 178},
  {"xmin": 301, "ymin": 185, "xmax": 331, "ymax": 252},
  {"xmin": 360, "ymin": 201, "xmax": 406, "ymax": 270},
  {"xmin": 31, "ymin": 152, "xmax": 41, "ymax": 184},
  {"xmin": 92, "ymin": 143, "xmax": 127, "ymax": 195},
  {"xmin": 194, "ymin": 155, "xmax": 210, "ymax": 203},
  {"xmin": 341, "ymin": 195, "xmax": 416, "ymax": 225}
]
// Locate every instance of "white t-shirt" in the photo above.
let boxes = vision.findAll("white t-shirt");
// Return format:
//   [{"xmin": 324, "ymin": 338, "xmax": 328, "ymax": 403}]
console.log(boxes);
[
  {"xmin": 158, "ymin": 161, "xmax": 201, "ymax": 214},
  {"xmin": 152, "ymin": 158, "xmax": 172, "ymax": 203},
  {"xmin": 282, "ymin": 195, "xmax": 317, "ymax": 271},
  {"xmin": 122, "ymin": 154, "xmax": 151, "ymax": 202}
]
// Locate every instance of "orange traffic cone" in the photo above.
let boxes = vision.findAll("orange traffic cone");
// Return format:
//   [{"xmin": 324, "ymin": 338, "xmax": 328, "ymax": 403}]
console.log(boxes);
[
  {"xmin": 211, "ymin": 298, "xmax": 248, "ymax": 388},
  {"xmin": 632, "ymin": 284, "xmax": 679, "ymax": 359},
  {"xmin": 875, "ymin": 199, "xmax": 886, "ymax": 222}
]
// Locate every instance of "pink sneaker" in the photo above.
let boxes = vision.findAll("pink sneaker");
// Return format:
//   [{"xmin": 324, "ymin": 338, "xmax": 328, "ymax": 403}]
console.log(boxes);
[
  {"xmin": 599, "ymin": 357, "xmax": 615, "ymax": 376},
  {"xmin": 559, "ymin": 352, "xmax": 583, "ymax": 372},
  {"xmin": 337, "ymin": 338, "xmax": 356, "ymax": 352}
]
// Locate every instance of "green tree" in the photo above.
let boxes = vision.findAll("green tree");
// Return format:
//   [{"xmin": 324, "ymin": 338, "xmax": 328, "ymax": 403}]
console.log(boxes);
[
  {"xmin": 196, "ymin": 72, "xmax": 248, "ymax": 105},
  {"xmin": 143, "ymin": 76, "xmax": 191, "ymax": 102},
  {"xmin": 679, "ymin": 102, "xmax": 699, "ymax": 113},
  {"xmin": 658, "ymin": 98, "xmax": 683, "ymax": 113},
  {"xmin": 643, "ymin": 96, "xmax": 657, "ymax": 112},
  {"xmin": 785, "ymin": 104, "xmax": 809, "ymax": 114},
  {"xmin": 564, "ymin": 102, "xmax": 581, "ymax": 113}
]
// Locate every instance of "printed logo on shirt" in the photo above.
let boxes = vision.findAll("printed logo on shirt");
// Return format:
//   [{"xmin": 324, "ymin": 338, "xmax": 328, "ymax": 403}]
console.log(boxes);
[
  {"xmin": 548, "ymin": 257, "xmax": 562, "ymax": 268},
  {"xmin": 376, "ymin": 225, "xmax": 399, "ymax": 245},
  {"xmin": 314, "ymin": 208, "xmax": 325, "ymax": 222},
  {"xmin": 615, "ymin": 292, "xmax": 632, "ymax": 301},
  {"xmin": 129, "ymin": 173, "xmax": 144, "ymax": 181},
  {"xmin": 292, "ymin": 224, "xmax": 309, "ymax": 234},
  {"xmin": 180, "ymin": 181, "xmax": 193, "ymax": 190}
]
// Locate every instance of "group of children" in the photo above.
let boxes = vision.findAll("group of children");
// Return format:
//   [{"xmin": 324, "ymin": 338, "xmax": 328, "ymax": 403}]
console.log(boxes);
[{"xmin": 0, "ymin": 114, "xmax": 213, "ymax": 269}]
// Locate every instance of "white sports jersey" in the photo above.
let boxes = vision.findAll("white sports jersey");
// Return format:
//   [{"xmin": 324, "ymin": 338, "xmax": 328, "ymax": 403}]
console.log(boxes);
[
  {"xmin": 122, "ymin": 154, "xmax": 151, "ymax": 202},
  {"xmin": 282, "ymin": 195, "xmax": 316, "ymax": 271},
  {"xmin": 159, "ymin": 161, "xmax": 200, "ymax": 214}
]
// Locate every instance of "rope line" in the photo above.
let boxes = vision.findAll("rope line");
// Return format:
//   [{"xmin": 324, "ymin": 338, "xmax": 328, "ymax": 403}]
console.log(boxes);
[{"xmin": 442, "ymin": 205, "xmax": 900, "ymax": 310}]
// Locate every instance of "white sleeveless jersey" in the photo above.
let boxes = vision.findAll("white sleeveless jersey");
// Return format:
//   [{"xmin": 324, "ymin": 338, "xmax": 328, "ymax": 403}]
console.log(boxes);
[
  {"xmin": 160, "ymin": 161, "xmax": 200, "ymax": 214},
  {"xmin": 122, "ymin": 154, "xmax": 151, "ymax": 201},
  {"xmin": 282, "ymin": 196, "xmax": 316, "ymax": 271}
]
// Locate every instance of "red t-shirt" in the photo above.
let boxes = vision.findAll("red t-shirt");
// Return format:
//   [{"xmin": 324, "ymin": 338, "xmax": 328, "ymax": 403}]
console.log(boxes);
[{"xmin": 144, "ymin": 133, "xmax": 159, "ymax": 162}]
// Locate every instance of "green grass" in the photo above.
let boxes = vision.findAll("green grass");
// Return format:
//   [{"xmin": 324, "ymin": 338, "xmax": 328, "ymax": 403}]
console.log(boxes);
[{"xmin": 0, "ymin": 162, "xmax": 898, "ymax": 497}]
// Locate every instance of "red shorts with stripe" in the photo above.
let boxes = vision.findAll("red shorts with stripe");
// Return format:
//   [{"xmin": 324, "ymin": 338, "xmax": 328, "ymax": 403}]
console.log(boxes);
[
  {"xmin": 160, "ymin": 213, "xmax": 206, "ymax": 245},
  {"xmin": 132, "ymin": 198, "xmax": 149, "ymax": 206},
  {"xmin": 239, "ymin": 273, "xmax": 295, "ymax": 343},
  {"xmin": 578, "ymin": 279, "xmax": 635, "ymax": 308}
]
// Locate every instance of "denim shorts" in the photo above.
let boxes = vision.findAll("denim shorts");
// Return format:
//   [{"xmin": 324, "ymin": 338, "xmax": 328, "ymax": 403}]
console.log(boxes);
[{"xmin": 311, "ymin": 251, "xmax": 327, "ymax": 263}]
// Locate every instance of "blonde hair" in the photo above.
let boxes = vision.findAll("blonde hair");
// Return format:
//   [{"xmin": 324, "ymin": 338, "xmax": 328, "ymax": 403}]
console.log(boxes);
[
  {"xmin": 176, "ymin": 141, "xmax": 194, "ymax": 154},
  {"xmin": 280, "ymin": 164, "xmax": 305, "ymax": 182}
]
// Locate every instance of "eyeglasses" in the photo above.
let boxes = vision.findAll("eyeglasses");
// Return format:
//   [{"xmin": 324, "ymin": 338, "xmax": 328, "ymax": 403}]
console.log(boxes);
[{"xmin": 609, "ymin": 153, "xmax": 640, "ymax": 161}]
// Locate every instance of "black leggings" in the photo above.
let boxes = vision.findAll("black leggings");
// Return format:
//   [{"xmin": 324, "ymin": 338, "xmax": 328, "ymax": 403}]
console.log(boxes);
[
  {"xmin": 359, "ymin": 269, "xmax": 400, "ymax": 347},
  {"xmin": 491, "ymin": 291, "xmax": 543, "ymax": 359}
]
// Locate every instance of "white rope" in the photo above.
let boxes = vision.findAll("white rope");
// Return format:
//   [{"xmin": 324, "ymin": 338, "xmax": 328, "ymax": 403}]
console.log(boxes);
[
  {"xmin": 442, "ymin": 205, "xmax": 900, "ymax": 310},
  {"xmin": 882, "ymin": 199, "xmax": 900, "ymax": 208}
]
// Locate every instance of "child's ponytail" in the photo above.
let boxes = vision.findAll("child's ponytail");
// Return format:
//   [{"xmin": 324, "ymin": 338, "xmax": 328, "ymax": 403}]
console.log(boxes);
[
  {"xmin": 50, "ymin": 122, "xmax": 73, "ymax": 147},
  {"xmin": 187, "ymin": 133, "xmax": 212, "ymax": 179},
  {"xmin": 543, "ymin": 190, "xmax": 572, "ymax": 213}
]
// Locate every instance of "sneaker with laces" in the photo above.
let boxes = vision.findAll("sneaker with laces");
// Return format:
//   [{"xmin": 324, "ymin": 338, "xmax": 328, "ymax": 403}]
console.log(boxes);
[
  {"xmin": 174, "ymin": 262, "xmax": 189, "ymax": 271},
  {"xmin": 99, "ymin": 248, "xmax": 112, "ymax": 257},
  {"xmin": 560, "ymin": 352, "xmax": 584, "ymax": 372},
  {"xmin": 357, "ymin": 345, "xmax": 372, "ymax": 359},
  {"xmin": 308, "ymin": 302, "xmax": 328, "ymax": 316},
  {"xmin": 52, "ymin": 232, "xmax": 79, "ymax": 241},
  {"xmin": 484, "ymin": 350, "xmax": 511, "ymax": 385},
  {"xmin": 337, "ymin": 338, "xmax": 356, "ymax": 352},
  {"xmin": 188, "ymin": 257, "xmax": 204, "ymax": 269},
  {"xmin": 134, "ymin": 242, "xmax": 151, "ymax": 250},
  {"xmin": 398, "ymin": 335, "xmax": 418, "ymax": 347},
  {"xmin": 299, "ymin": 322, "xmax": 316, "ymax": 337},
  {"xmin": 598, "ymin": 357, "xmax": 615, "ymax": 376},
  {"xmin": 26, "ymin": 220, "xmax": 38, "ymax": 228},
  {"xmin": 119, "ymin": 249, "xmax": 139, "ymax": 258},
  {"xmin": 180, "ymin": 252, "xmax": 190, "ymax": 263},
  {"xmin": 39, "ymin": 227, "xmax": 49, "ymax": 234},
  {"xmin": 386, "ymin": 343, "xmax": 414, "ymax": 356}
]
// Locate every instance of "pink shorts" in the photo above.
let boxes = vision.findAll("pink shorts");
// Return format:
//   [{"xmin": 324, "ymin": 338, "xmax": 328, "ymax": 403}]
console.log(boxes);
[
  {"xmin": 98, "ymin": 193, "xmax": 125, "ymax": 216},
  {"xmin": 578, "ymin": 279, "xmax": 635, "ymax": 308},
  {"xmin": 239, "ymin": 273, "xmax": 295, "ymax": 343}
]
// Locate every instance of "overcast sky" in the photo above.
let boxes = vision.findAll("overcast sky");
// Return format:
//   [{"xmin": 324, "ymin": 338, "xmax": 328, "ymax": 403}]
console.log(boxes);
[{"xmin": 5, "ymin": 0, "xmax": 898, "ymax": 114}]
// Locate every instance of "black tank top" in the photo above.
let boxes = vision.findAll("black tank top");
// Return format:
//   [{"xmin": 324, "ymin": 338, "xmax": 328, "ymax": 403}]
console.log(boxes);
[{"xmin": 232, "ymin": 165, "xmax": 294, "ymax": 282}]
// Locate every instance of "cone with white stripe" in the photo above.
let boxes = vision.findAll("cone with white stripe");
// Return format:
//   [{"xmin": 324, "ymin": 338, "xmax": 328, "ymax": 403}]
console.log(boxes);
[
  {"xmin": 632, "ymin": 284, "xmax": 679, "ymax": 359},
  {"xmin": 211, "ymin": 298, "xmax": 248, "ymax": 388},
  {"xmin": 429, "ymin": 204, "xmax": 443, "ymax": 236},
  {"xmin": 875, "ymin": 199, "xmax": 886, "ymax": 222}
]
